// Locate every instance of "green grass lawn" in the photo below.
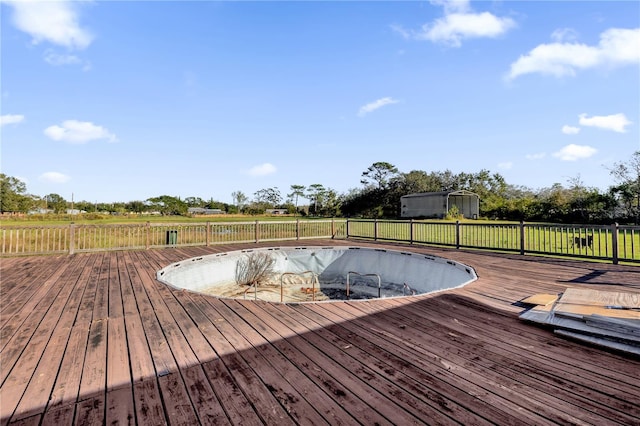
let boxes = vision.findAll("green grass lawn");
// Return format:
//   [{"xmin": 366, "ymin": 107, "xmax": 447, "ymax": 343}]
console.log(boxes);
[{"xmin": 0, "ymin": 214, "xmax": 332, "ymax": 226}]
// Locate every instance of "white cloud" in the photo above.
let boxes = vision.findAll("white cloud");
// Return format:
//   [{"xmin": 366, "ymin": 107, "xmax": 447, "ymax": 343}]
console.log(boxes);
[
  {"xmin": 417, "ymin": 12, "xmax": 516, "ymax": 47},
  {"xmin": 578, "ymin": 113, "xmax": 632, "ymax": 133},
  {"xmin": 498, "ymin": 161, "xmax": 513, "ymax": 170},
  {"xmin": 507, "ymin": 27, "xmax": 640, "ymax": 80},
  {"xmin": 44, "ymin": 120, "xmax": 117, "ymax": 144},
  {"xmin": 44, "ymin": 50, "xmax": 81, "ymax": 65},
  {"xmin": 561, "ymin": 125, "xmax": 581, "ymax": 135},
  {"xmin": 4, "ymin": 0, "xmax": 93, "ymax": 50},
  {"xmin": 39, "ymin": 172, "xmax": 70, "ymax": 184},
  {"xmin": 526, "ymin": 152, "xmax": 546, "ymax": 160},
  {"xmin": 551, "ymin": 28, "xmax": 579, "ymax": 43},
  {"xmin": 247, "ymin": 163, "xmax": 277, "ymax": 177},
  {"xmin": 430, "ymin": 0, "xmax": 470, "ymax": 15},
  {"xmin": 43, "ymin": 49, "xmax": 91, "ymax": 70},
  {"xmin": 601, "ymin": 28, "xmax": 640, "ymax": 63},
  {"xmin": 394, "ymin": 1, "xmax": 514, "ymax": 47},
  {"xmin": 553, "ymin": 144, "xmax": 597, "ymax": 161},
  {"xmin": 0, "ymin": 114, "xmax": 25, "ymax": 126},
  {"xmin": 390, "ymin": 24, "xmax": 411, "ymax": 40},
  {"xmin": 358, "ymin": 97, "xmax": 399, "ymax": 117}
]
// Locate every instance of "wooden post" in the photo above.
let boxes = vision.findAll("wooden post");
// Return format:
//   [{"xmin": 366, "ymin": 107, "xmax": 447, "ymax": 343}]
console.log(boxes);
[
  {"xmin": 146, "ymin": 221, "xmax": 150, "ymax": 250},
  {"xmin": 255, "ymin": 220, "xmax": 260, "ymax": 243},
  {"xmin": 346, "ymin": 219, "xmax": 350, "ymax": 239},
  {"xmin": 409, "ymin": 219, "xmax": 414, "ymax": 245},
  {"xmin": 331, "ymin": 218, "xmax": 335, "ymax": 239},
  {"xmin": 455, "ymin": 220, "xmax": 460, "ymax": 249},
  {"xmin": 296, "ymin": 219, "xmax": 300, "ymax": 240},
  {"xmin": 374, "ymin": 219, "xmax": 379, "ymax": 241},
  {"xmin": 206, "ymin": 221, "xmax": 211, "ymax": 246},
  {"xmin": 520, "ymin": 220, "xmax": 526, "ymax": 256},
  {"xmin": 69, "ymin": 222, "xmax": 75, "ymax": 255},
  {"xmin": 611, "ymin": 222, "xmax": 619, "ymax": 265}
]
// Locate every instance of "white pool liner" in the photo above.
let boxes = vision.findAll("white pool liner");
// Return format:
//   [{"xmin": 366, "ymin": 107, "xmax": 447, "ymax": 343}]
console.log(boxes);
[{"xmin": 157, "ymin": 246, "xmax": 477, "ymax": 300}]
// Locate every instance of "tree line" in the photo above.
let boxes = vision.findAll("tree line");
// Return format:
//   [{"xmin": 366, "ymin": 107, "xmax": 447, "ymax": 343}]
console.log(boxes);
[{"xmin": 2, "ymin": 151, "xmax": 639, "ymax": 224}]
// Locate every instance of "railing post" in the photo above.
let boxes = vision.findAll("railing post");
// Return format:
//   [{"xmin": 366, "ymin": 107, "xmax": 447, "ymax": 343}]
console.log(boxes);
[
  {"xmin": 146, "ymin": 221, "xmax": 151, "ymax": 249},
  {"xmin": 296, "ymin": 219, "xmax": 300, "ymax": 240},
  {"xmin": 206, "ymin": 221, "xmax": 211, "ymax": 246},
  {"xmin": 331, "ymin": 218, "xmax": 335, "ymax": 239},
  {"xmin": 346, "ymin": 219, "xmax": 350, "ymax": 238},
  {"xmin": 520, "ymin": 220, "xmax": 525, "ymax": 256},
  {"xmin": 69, "ymin": 222, "xmax": 75, "ymax": 255},
  {"xmin": 409, "ymin": 219, "xmax": 414, "ymax": 245},
  {"xmin": 455, "ymin": 220, "xmax": 460, "ymax": 249},
  {"xmin": 374, "ymin": 219, "xmax": 379, "ymax": 241},
  {"xmin": 611, "ymin": 222, "xmax": 619, "ymax": 265},
  {"xmin": 255, "ymin": 220, "xmax": 260, "ymax": 243}
]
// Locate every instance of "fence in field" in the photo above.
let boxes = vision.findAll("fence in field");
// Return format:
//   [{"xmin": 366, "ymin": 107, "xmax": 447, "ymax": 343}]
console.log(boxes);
[
  {"xmin": 1, "ymin": 220, "xmax": 346, "ymax": 256},
  {"xmin": 346, "ymin": 219, "xmax": 640, "ymax": 264},
  {"xmin": 2, "ymin": 219, "xmax": 639, "ymax": 264}
]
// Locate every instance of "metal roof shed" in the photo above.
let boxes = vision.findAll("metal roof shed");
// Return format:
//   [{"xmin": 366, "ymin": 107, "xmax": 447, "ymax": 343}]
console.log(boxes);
[{"xmin": 400, "ymin": 190, "xmax": 480, "ymax": 219}]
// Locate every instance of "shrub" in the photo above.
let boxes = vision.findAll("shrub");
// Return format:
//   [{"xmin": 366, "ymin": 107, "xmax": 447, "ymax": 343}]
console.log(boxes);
[
  {"xmin": 445, "ymin": 205, "xmax": 463, "ymax": 221},
  {"xmin": 235, "ymin": 252, "xmax": 275, "ymax": 286}
]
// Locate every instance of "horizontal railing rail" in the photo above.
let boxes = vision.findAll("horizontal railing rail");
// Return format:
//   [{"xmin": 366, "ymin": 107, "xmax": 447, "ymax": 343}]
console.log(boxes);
[
  {"xmin": 346, "ymin": 219, "xmax": 640, "ymax": 264},
  {"xmin": 1, "ymin": 219, "xmax": 345, "ymax": 256}
]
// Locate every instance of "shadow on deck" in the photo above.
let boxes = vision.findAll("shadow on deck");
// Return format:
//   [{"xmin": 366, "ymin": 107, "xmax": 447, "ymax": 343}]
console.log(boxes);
[{"xmin": 1, "ymin": 240, "xmax": 639, "ymax": 425}]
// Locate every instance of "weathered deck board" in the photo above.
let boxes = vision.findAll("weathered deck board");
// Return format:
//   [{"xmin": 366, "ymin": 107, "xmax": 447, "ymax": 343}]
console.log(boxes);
[
  {"xmin": 168, "ymin": 293, "xmax": 261, "ymax": 425},
  {"xmin": 233, "ymin": 301, "xmax": 398, "ymax": 425},
  {"xmin": 0, "ymin": 259, "xmax": 71, "ymax": 351},
  {"xmin": 314, "ymin": 300, "xmax": 561, "ymax": 424},
  {"xmin": 228, "ymin": 300, "xmax": 373, "ymax": 424},
  {"xmin": 12, "ymin": 254, "xmax": 100, "ymax": 421},
  {"xmin": 0, "ymin": 255, "xmax": 93, "ymax": 424},
  {"xmin": 0, "ymin": 256, "xmax": 66, "ymax": 323},
  {"xmin": 1, "ymin": 240, "xmax": 639, "ymax": 425},
  {"xmin": 280, "ymin": 300, "xmax": 527, "ymax": 424},
  {"xmin": 202, "ymin": 297, "xmax": 328, "ymax": 425},
  {"xmin": 248, "ymin": 299, "xmax": 483, "ymax": 425},
  {"xmin": 360, "ymin": 297, "xmax": 637, "ymax": 424}
]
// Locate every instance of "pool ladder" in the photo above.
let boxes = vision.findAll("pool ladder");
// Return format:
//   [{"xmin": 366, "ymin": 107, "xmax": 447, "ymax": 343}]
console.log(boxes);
[{"xmin": 346, "ymin": 272, "xmax": 381, "ymax": 299}]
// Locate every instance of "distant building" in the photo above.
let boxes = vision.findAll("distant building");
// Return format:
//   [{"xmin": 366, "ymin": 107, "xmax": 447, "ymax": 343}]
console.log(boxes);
[
  {"xmin": 400, "ymin": 190, "xmax": 480, "ymax": 219},
  {"xmin": 28, "ymin": 208, "xmax": 53, "ymax": 215},
  {"xmin": 265, "ymin": 209, "xmax": 289, "ymax": 215},
  {"xmin": 66, "ymin": 209, "xmax": 86, "ymax": 215},
  {"xmin": 188, "ymin": 207, "xmax": 225, "ymax": 215}
]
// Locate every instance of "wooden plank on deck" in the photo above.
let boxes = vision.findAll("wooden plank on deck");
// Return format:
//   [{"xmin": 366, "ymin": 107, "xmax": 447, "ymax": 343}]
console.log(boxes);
[{"xmin": 0, "ymin": 255, "xmax": 92, "ymax": 423}]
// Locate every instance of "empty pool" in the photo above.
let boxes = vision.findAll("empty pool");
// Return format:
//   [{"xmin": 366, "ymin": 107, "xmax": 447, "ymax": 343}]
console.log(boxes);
[{"xmin": 157, "ymin": 246, "xmax": 477, "ymax": 303}]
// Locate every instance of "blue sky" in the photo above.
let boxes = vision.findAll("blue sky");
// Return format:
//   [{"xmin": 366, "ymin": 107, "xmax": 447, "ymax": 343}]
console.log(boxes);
[{"xmin": 1, "ymin": 0, "xmax": 639, "ymax": 204}]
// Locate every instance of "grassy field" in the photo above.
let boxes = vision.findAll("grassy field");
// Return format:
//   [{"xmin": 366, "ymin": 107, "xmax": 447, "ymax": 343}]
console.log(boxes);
[{"xmin": 0, "ymin": 213, "xmax": 327, "ymax": 226}]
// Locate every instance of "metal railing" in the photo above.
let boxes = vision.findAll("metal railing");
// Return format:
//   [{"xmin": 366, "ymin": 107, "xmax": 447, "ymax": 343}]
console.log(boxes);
[
  {"xmin": 346, "ymin": 219, "xmax": 640, "ymax": 264},
  {"xmin": 346, "ymin": 271, "xmax": 381, "ymax": 299},
  {"xmin": 1, "ymin": 219, "xmax": 346, "ymax": 256}
]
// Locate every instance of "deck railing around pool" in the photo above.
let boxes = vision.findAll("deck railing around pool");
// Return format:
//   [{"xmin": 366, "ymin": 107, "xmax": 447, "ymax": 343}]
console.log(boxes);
[
  {"xmin": 2, "ymin": 219, "xmax": 639, "ymax": 264},
  {"xmin": 0, "ymin": 219, "xmax": 346, "ymax": 256},
  {"xmin": 345, "ymin": 219, "xmax": 640, "ymax": 264}
]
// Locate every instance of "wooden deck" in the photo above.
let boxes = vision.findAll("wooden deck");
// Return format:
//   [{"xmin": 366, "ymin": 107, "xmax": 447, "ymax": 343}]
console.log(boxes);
[{"xmin": 1, "ymin": 240, "xmax": 639, "ymax": 425}]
